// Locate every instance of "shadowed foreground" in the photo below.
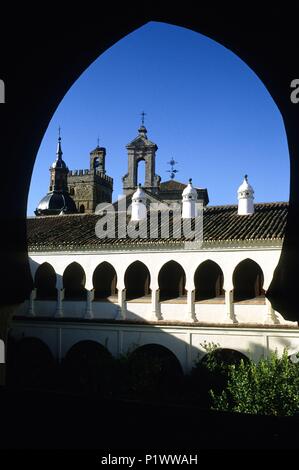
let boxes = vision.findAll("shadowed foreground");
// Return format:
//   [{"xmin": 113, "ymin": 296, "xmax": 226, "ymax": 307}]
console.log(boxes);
[{"xmin": 0, "ymin": 387, "xmax": 299, "ymax": 450}]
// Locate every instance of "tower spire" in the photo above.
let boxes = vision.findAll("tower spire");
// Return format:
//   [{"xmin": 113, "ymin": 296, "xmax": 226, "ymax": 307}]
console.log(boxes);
[
  {"xmin": 138, "ymin": 111, "xmax": 147, "ymax": 137},
  {"xmin": 49, "ymin": 127, "xmax": 69, "ymax": 192},
  {"xmin": 141, "ymin": 111, "xmax": 146, "ymax": 126},
  {"xmin": 56, "ymin": 126, "xmax": 63, "ymax": 160}
]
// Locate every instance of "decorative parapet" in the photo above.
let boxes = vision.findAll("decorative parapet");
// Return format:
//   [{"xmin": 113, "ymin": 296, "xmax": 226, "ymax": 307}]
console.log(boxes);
[{"xmin": 68, "ymin": 169, "xmax": 112, "ymax": 184}]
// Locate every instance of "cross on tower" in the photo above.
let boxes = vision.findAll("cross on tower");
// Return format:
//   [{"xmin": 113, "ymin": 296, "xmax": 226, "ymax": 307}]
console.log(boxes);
[
  {"xmin": 167, "ymin": 158, "xmax": 179, "ymax": 180},
  {"xmin": 141, "ymin": 111, "xmax": 146, "ymax": 126}
]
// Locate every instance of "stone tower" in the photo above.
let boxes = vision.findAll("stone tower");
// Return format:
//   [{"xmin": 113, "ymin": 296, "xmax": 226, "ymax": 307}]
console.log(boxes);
[
  {"xmin": 122, "ymin": 123, "xmax": 161, "ymax": 196},
  {"xmin": 49, "ymin": 131, "xmax": 69, "ymax": 192},
  {"xmin": 35, "ymin": 131, "xmax": 77, "ymax": 216},
  {"xmin": 68, "ymin": 142, "xmax": 113, "ymax": 214}
]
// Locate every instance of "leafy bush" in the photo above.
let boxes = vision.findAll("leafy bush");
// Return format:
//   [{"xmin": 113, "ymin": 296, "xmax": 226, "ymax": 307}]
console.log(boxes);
[
  {"xmin": 210, "ymin": 349, "xmax": 299, "ymax": 416},
  {"xmin": 189, "ymin": 342, "xmax": 248, "ymax": 407}
]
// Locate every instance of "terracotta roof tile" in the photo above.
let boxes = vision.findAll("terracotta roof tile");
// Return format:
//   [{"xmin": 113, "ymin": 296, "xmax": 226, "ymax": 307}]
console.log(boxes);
[{"xmin": 27, "ymin": 202, "xmax": 288, "ymax": 251}]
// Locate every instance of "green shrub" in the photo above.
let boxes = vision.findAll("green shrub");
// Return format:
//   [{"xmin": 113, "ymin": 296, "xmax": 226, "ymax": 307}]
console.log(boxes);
[
  {"xmin": 210, "ymin": 349, "xmax": 299, "ymax": 416},
  {"xmin": 190, "ymin": 342, "xmax": 249, "ymax": 407}
]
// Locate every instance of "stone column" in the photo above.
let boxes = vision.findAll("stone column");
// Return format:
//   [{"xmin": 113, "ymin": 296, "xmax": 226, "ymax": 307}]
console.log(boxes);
[
  {"xmin": 56, "ymin": 275, "xmax": 64, "ymax": 291},
  {"xmin": 225, "ymin": 289, "xmax": 236, "ymax": 323},
  {"xmin": 151, "ymin": 288, "xmax": 162, "ymax": 320},
  {"xmin": 28, "ymin": 288, "xmax": 37, "ymax": 316},
  {"xmin": 117, "ymin": 288, "xmax": 126, "ymax": 320},
  {"xmin": 0, "ymin": 304, "xmax": 20, "ymax": 386},
  {"xmin": 85, "ymin": 289, "xmax": 95, "ymax": 319},
  {"xmin": 55, "ymin": 288, "xmax": 64, "ymax": 318},
  {"xmin": 264, "ymin": 297, "xmax": 279, "ymax": 325},
  {"xmin": 185, "ymin": 289, "xmax": 197, "ymax": 322}
]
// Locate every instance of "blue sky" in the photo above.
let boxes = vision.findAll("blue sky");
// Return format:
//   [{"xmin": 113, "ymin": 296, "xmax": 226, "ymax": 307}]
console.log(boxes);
[{"xmin": 28, "ymin": 21, "xmax": 290, "ymax": 215}]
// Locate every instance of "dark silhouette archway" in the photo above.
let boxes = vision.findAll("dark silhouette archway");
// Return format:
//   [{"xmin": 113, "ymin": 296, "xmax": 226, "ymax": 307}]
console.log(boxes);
[
  {"xmin": 194, "ymin": 260, "xmax": 224, "ymax": 301},
  {"xmin": 34, "ymin": 262, "xmax": 57, "ymax": 300},
  {"xmin": 93, "ymin": 262, "xmax": 117, "ymax": 300},
  {"xmin": 1, "ymin": 8, "xmax": 299, "ymax": 324},
  {"xmin": 125, "ymin": 261, "xmax": 151, "ymax": 300}
]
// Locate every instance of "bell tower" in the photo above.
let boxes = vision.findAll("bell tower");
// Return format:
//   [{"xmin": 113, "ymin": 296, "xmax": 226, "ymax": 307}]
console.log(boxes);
[
  {"xmin": 90, "ymin": 139, "xmax": 106, "ymax": 174},
  {"xmin": 67, "ymin": 139, "xmax": 113, "ymax": 213},
  {"xmin": 49, "ymin": 128, "xmax": 69, "ymax": 192},
  {"xmin": 122, "ymin": 115, "xmax": 161, "ymax": 195}
]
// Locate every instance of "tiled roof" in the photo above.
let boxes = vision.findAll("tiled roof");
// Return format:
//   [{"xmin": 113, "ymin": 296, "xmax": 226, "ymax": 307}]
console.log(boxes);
[
  {"xmin": 160, "ymin": 180, "xmax": 187, "ymax": 191},
  {"xmin": 202, "ymin": 202, "xmax": 287, "ymax": 242},
  {"xmin": 27, "ymin": 202, "xmax": 288, "ymax": 251}
]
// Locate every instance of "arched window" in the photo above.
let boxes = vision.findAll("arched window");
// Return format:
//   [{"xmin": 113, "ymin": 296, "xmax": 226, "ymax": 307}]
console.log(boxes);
[
  {"xmin": 34, "ymin": 262, "xmax": 57, "ymax": 300},
  {"xmin": 63, "ymin": 262, "xmax": 87, "ymax": 300},
  {"xmin": 93, "ymin": 262, "xmax": 117, "ymax": 300},
  {"xmin": 233, "ymin": 259, "xmax": 264, "ymax": 302},
  {"xmin": 158, "ymin": 260, "xmax": 186, "ymax": 301},
  {"xmin": 79, "ymin": 204, "xmax": 85, "ymax": 213},
  {"xmin": 136, "ymin": 159, "xmax": 146, "ymax": 186},
  {"xmin": 125, "ymin": 261, "xmax": 150, "ymax": 300},
  {"xmin": 194, "ymin": 260, "xmax": 224, "ymax": 301},
  {"xmin": 92, "ymin": 156, "xmax": 99, "ymax": 170}
]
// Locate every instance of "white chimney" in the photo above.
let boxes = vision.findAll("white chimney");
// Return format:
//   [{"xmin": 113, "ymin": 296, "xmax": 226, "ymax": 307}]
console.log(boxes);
[
  {"xmin": 182, "ymin": 178, "xmax": 198, "ymax": 218},
  {"xmin": 237, "ymin": 174, "xmax": 254, "ymax": 215},
  {"xmin": 131, "ymin": 184, "xmax": 147, "ymax": 221}
]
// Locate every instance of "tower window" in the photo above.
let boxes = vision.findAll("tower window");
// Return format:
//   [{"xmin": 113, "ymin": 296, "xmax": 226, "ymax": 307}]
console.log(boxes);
[{"xmin": 79, "ymin": 204, "xmax": 85, "ymax": 213}]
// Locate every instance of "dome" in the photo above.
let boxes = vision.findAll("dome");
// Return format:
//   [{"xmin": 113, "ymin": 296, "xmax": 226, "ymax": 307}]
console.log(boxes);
[
  {"xmin": 51, "ymin": 158, "xmax": 68, "ymax": 169},
  {"xmin": 237, "ymin": 175, "xmax": 255, "ymax": 215},
  {"xmin": 182, "ymin": 179, "xmax": 197, "ymax": 199},
  {"xmin": 138, "ymin": 125, "xmax": 147, "ymax": 135},
  {"xmin": 131, "ymin": 185, "xmax": 147, "ymax": 221},
  {"xmin": 238, "ymin": 175, "xmax": 254, "ymax": 198},
  {"xmin": 51, "ymin": 135, "xmax": 68, "ymax": 169},
  {"xmin": 132, "ymin": 185, "xmax": 146, "ymax": 202},
  {"xmin": 35, "ymin": 191, "xmax": 77, "ymax": 216}
]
